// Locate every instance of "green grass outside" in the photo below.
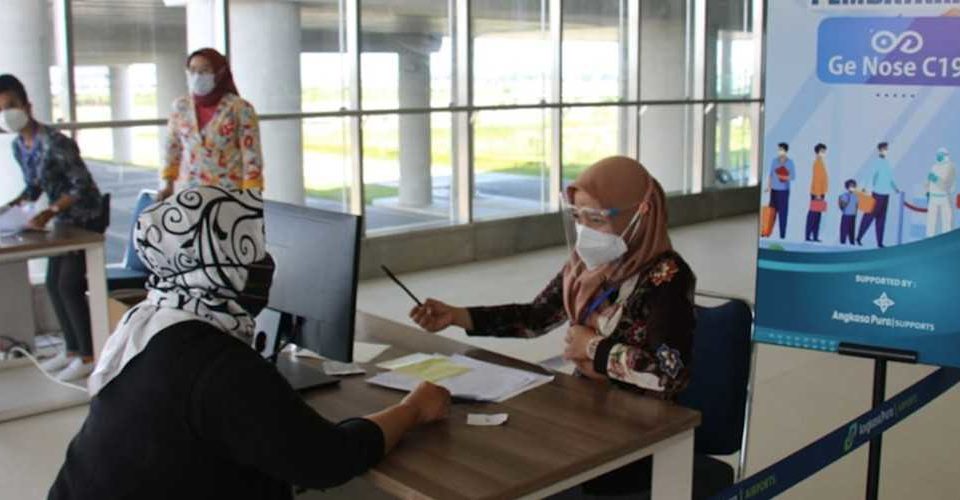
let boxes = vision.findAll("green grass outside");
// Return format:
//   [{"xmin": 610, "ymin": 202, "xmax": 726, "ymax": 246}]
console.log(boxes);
[{"xmin": 307, "ymin": 183, "xmax": 399, "ymax": 205}]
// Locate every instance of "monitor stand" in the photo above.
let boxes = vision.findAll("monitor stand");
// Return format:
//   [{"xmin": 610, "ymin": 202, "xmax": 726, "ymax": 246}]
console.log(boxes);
[{"xmin": 274, "ymin": 354, "xmax": 340, "ymax": 392}]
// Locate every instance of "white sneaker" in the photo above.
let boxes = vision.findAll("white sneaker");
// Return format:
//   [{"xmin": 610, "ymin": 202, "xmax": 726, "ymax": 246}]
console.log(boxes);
[
  {"xmin": 40, "ymin": 352, "xmax": 71, "ymax": 373},
  {"xmin": 56, "ymin": 358, "xmax": 94, "ymax": 382}
]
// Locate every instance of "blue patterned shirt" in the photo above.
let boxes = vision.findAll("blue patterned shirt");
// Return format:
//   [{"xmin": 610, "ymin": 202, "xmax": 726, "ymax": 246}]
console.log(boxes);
[{"xmin": 12, "ymin": 124, "xmax": 104, "ymax": 230}]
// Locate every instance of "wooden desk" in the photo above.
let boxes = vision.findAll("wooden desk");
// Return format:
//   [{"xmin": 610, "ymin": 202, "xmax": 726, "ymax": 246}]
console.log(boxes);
[
  {"xmin": 302, "ymin": 313, "xmax": 701, "ymax": 500},
  {"xmin": 0, "ymin": 226, "xmax": 109, "ymax": 360}
]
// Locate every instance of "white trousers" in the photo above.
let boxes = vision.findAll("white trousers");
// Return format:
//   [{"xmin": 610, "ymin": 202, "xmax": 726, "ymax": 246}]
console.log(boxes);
[{"xmin": 927, "ymin": 194, "xmax": 954, "ymax": 237}]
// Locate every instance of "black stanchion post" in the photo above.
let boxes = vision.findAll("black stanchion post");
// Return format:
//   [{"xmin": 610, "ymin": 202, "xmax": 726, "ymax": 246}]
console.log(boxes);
[
  {"xmin": 837, "ymin": 343, "xmax": 918, "ymax": 500},
  {"xmin": 866, "ymin": 359, "xmax": 887, "ymax": 500}
]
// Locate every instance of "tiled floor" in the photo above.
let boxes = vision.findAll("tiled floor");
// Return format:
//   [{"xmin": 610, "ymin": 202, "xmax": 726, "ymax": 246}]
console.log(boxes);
[{"xmin": 2, "ymin": 214, "xmax": 957, "ymax": 499}]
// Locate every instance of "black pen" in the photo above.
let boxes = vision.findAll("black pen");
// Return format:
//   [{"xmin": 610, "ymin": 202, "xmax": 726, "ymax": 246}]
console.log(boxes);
[
  {"xmin": 380, "ymin": 265, "xmax": 423, "ymax": 306},
  {"xmin": 451, "ymin": 394, "xmax": 492, "ymax": 405}
]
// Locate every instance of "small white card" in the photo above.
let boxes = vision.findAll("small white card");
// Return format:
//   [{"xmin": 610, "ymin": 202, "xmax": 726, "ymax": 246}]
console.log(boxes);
[
  {"xmin": 467, "ymin": 413, "xmax": 509, "ymax": 426},
  {"xmin": 323, "ymin": 361, "xmax": 367, "ymax": 376}
]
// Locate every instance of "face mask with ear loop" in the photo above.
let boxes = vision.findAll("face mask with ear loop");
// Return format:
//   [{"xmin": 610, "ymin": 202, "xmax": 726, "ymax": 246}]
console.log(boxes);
[
  {"xmin": 187, "ymin": 71, "xmax": 217, "ymax": 97},
  {"xmin": 574, "ymin": 205, "xmax": 644, "ymax": 271},
  {"xmin": 0, "ymin": 108, "xmax": 29, "ymax": 133}
]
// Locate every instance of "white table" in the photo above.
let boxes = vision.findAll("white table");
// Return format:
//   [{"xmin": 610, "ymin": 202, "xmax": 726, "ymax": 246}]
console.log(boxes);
[{"xmin": 0, "ymin": 226, "xmax": 109, "ymax": 360}]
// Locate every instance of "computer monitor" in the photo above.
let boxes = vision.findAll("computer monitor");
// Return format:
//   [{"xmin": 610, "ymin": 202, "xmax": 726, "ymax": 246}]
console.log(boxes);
[{"xmin": 263, "ymin": 200, "xmax": 362, "ymax": 363}]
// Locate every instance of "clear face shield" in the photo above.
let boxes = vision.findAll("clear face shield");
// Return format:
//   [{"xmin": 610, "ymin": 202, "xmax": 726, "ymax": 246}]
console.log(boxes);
[{"xmin": 561, "ymin": 192, "xmax": 644, "ymax": 271}]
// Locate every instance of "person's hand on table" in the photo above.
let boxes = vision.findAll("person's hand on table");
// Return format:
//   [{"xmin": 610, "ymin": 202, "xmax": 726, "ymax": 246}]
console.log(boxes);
[
  {"xmin": 27, "ymin": 209, "xmax": 55, "ymax": 230},
  {"xmin": 401, "ymin": 382, "xmax": 451, "ymax": 424},
  {"xmin": 409, "ymin": 298, "xmax": 472, "ymax": 332}
]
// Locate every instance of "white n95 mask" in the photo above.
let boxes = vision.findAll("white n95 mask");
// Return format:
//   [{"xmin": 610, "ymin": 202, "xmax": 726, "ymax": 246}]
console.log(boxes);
[
  {"xmin": 187, "ymin": 73, "xmax": 217, "ymax": 97},
  {"xmin": 0, "ymin": 108, "xmax": 29, "ymax": 133},
  {"xmin": 574, "ymin": 209, "xmax": 643, "ymax": 271}
]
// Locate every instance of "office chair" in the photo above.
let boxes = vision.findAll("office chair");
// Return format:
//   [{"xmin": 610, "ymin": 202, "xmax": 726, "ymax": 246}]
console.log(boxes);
[
  {"xmin": 106, "ymin": 190, "xmax": 156, "ymax": 291},
  {"xmin": 578, "ymin": 292, "xmax": 755, "ymax": 500}
]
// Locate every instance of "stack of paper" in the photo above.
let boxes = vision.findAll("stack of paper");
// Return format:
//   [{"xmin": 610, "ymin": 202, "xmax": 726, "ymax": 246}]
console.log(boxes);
[
  {"xmin": 0, "ymin": 205, "xmax": 34, "ymax": 235},
  {"xmin": 367, "ymin": 353, "xmax": 554, "ymax": 403}
]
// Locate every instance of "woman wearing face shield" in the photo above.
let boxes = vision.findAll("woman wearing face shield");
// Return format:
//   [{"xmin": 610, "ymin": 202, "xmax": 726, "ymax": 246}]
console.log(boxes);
[
  {"xmin": 410, "ymin": 156, "xmax": 695, "ymax": 396},
  {"xmin": 158, "ymin": 48, "xmax": 264, "ymax": 200},
  {"xmin": 49, "ymin": 187, "xmax": 450, "ymax": 500}
]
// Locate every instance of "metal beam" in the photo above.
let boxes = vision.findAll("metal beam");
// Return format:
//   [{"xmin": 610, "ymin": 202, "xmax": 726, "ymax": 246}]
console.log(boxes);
[
  {"xmin": 625, "ymin": 0, "xmax": 640, "ymax": 160},
  {"xmin": 548, "ymin": 0, "xmax": 562, "ymax": 210},
  {"xmin": 55, "ymin": 0, "xmax": 77, "ymax": 137},
  {"xmin": 346, "ymin": 0, "xmax": 365, "ymax": 219},
  {"xmin": 452, "ymin": 0, "xmax": 473, "ymax": 224}
]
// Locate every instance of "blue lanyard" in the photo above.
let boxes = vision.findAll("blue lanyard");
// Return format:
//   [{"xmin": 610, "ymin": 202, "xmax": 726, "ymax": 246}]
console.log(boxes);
[{"xmin": 578, "ymin": 286, "xmax": 618, "ymax": 325}]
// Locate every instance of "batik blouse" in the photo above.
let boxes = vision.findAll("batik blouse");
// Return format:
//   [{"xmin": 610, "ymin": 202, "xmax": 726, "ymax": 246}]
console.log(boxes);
[
  {"xmin": 163, "ymin": 93, "xmax": 264, "ymax": 191},
  {"xmin": 13, "ymin": 124, "xmax": 105, "ymax": 231},
  {"xmin": 467, "ymin": 251, "xmax": 696, "ymax": 399}
]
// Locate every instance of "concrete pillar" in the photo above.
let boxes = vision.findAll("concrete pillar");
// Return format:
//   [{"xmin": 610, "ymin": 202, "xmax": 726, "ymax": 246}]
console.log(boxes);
[
  {"xmin": 186, "ymin": 0, "xmax": 228, "ymax": 54},
  {"xmin": 229, "ymin": 0, "xmax": 304, "ymax": 204},
  {"xmin": 398, "ymin": 48, "xmax": 433, "ymax": 207},
  {"xmin": 109, "ymin": 66, "xmax": 135, "ymax": 164},
  {"xmin": 156, "ymin": 51, "xmax": 187, "ymax": 160},
  {"xmin": 639, "ymin": 2, "xmax": 690, "ymax": 193},
  {"xmin": 0, "ymin": 0, "xmax": 52, "ymax": 122}
]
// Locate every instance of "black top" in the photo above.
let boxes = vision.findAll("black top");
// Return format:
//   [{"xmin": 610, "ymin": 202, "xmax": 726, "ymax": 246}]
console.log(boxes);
[{"xmin": 49, "ymin": 321, "xmax": 384, "ymax": 500}]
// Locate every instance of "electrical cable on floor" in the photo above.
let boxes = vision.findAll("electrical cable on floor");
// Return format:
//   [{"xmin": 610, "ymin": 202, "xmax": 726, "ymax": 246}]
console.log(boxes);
[{"xmin": 8, "ymin": 347, "xmax": 89, "ymax": 394}]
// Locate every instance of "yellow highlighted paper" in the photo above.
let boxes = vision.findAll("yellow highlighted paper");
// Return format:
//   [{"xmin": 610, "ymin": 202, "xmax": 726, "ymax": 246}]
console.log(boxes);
[{"xmin": 394, "ymin": 358, "xmax": 472, "ymax": 382}]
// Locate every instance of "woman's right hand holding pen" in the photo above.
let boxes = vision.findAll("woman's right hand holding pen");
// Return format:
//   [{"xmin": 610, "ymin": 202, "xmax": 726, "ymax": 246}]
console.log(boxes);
[{"xmin": 410, "ymin": 299, "xmax": 473, "ymax": 332}]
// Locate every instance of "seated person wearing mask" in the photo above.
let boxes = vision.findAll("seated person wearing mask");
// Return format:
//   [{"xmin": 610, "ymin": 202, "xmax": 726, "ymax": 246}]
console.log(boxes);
[
  {"xmin": 49, "ymin": 187, "xmax": 450, "ymax": 499},
  {"xmin": 410, "ymin": 156, "xmax": 695, "ymax": 494}
]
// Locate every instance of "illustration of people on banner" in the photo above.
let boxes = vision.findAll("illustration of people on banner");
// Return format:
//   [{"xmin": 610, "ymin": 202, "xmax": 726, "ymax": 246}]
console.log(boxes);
[{"xmin": 760, "ymin": 140, "xmax": 958, "ymax": 250}]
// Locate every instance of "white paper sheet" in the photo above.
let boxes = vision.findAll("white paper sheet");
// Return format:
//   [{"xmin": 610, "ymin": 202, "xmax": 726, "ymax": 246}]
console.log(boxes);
[
  {"xmin": 367, "ymin": 354, "xmax": 554, "ymax": 403},
  {"xmin": 0, "ymin": 205, "xmax": 35, "ymax": 234},
  {"xmin": 352, "ymin": 341, "xmax": 391, "ymax": 363}
]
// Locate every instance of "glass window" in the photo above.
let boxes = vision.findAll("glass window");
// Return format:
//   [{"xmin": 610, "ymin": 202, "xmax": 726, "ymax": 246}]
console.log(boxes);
[
  {"xmin": 562, "ymin": 0, "xmax": 624, "ymax": 103},
  {"xmin": 304, "ymin": 117, "xmax": 352, "ymax": 214},
  {"xmin": 561, "ymin": 106, "xmax": 620, "ymax": 187},
  {"xmin": 360, "ymin": 1, "xmax": 452, "ymax": 110},
  {"xmin": 640, "ymin": 104, "xmax": 700, "ymax": 195},
  {"xmin": 473, "ymin": 0, "xmax": 550, "ymax": 106},
  {"xmin": 81, "ymin": 124, "xmax": 168, "ymax": 263},
  {"xmin": 73, "ymin": 0, "xmax": 188, "ymax": 125},
  {"xmin": 704, "ymin": 102, "xmax": 760, "ymax": 189},
  {"xmin": 70, "ymin": 0, "xmax": 188, "ymax": 263},
  {"xmin": 362, "ymin": 113, "xmax": 452, "ymax": 233},
  {"xmin": 301, "ymin": 1, "xmax": 349, "ymax": 112},
  {"xmin": 707, "ymin": 0, "xmax": 760, "ymax": 98},
  {"xmin": 640, "ymin": 0, "xmax": 695, "ymax": 100},
  {"xmin": 473, "ymin": 109, "xmax": 550, "ymax": 220}
]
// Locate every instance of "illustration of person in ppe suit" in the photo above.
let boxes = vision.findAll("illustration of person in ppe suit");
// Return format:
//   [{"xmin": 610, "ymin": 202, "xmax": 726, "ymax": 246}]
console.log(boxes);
[{"xmin": 926, "ymin": 147, "xmax": 956, "ymax": 237}]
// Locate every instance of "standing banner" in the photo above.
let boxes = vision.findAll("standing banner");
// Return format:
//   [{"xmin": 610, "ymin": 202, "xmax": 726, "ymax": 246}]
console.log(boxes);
[{"xmin": 756, "ymin": 1, "xmax": 960, "ymax": 367}]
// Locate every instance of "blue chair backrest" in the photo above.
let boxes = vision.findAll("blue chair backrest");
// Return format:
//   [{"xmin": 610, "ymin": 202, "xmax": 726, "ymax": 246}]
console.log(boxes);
[
  {"xmin": 122, "ymin": 190, "xmax": 157, "ymax": 272},
  {"xmin": 677, "ymin": 298, "xmax": 753, "ymax": 456}
]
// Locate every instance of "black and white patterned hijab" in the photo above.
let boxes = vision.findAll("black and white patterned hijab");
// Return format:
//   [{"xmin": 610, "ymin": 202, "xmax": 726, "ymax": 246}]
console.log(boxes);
[{"xmin": 89, "ymin": 187, "xmax": 265, "ymax": 395}]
